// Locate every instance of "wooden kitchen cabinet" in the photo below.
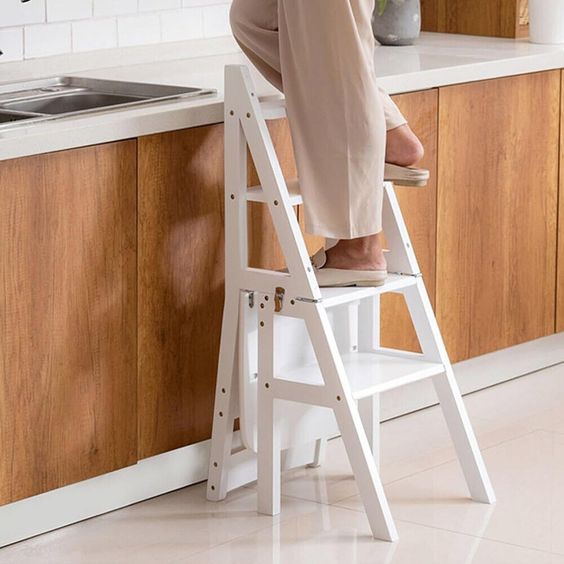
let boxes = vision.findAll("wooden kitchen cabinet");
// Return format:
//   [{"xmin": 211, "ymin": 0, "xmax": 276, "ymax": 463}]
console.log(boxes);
[
  {"xmin": 436, "ymin": 71, "xmax": 560, "ymax": 363},
  {"xmin": 3, "ymin": 68, "xmax": 563, "ymax": 507},
  {"xmin": 0, "ymin": 141, "xmax": 138, "ymax": 505},
  {"xmin": 138, "ymin": 121, "xmax": 300, "ymax": 458},
  {"xmin": 138, "ymin": 125, "xmax": 225, "ymax": 459},
  {"xmin": 558, "ymin": 70, "xmax": 564, "ymax": 333}
]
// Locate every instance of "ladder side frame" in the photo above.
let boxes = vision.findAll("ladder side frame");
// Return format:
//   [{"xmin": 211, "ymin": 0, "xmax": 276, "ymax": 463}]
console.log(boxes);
[{"xmin": 224, "ymin": 65, "xmax": 321, "ymax": 301}]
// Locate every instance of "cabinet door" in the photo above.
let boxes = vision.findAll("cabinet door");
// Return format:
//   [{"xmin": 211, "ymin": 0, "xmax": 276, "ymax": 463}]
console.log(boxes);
[
  {"xmin": 0, "ymin": 141, "xmax": 137, "ymax": 505},
  {"xmin": 138, "ymin": 125, "xmax": 224, "ymax": 459},
  {"xmin": 437, "ymin": 71, "xmax": 560, "ymax": 363},
  {"xmin": 138, "ymin": 122, "xmax": 300, "ymax": 458},
  {"xmin": 558, "ymin": 70, "xmax": 564, "ymax": 333}
]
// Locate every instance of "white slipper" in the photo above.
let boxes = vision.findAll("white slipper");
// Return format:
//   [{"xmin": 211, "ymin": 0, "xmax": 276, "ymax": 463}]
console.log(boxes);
[
  {"xmin": 310, "ymin": 248, "xmax": 387, "ymax": 288},
  {"xmin": 384, "ymin": 163, "xmax": 429, "ymax": 187}
]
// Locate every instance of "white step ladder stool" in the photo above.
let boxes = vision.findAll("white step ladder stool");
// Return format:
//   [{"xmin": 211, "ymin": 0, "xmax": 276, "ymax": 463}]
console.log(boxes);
[{"xmin": 206, "ymin": 64, "xmax": 495, "ymax": 541}]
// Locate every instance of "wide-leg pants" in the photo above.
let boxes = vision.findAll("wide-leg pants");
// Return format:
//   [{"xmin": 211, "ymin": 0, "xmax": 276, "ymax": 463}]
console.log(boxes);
[{"xmin": 230, "ymin": 0, "xmax": 407, "ymax": 238}]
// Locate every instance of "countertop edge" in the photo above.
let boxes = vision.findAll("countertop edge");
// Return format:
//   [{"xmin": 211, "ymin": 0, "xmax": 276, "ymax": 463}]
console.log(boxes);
[{"xmin": 1, "ymin": 34, "xmax": 564, "ymax": 162}]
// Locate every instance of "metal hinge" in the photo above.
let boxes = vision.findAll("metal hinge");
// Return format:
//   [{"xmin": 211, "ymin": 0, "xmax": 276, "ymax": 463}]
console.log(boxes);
[
  {"xmin": 274, "ymin": 287, "xmax": 285, "ymax": 312},
  {"xmin": 294, "ymin": 296, "xmax": 323, "ymax": 304},
  {"xmin": 389, "ymin": 271, "xmax": 423, "ymax": 277}
]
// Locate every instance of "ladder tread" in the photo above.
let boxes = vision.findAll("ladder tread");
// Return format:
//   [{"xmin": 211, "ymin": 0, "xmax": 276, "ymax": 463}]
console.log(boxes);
[
  {"xmin": 318, "ymin": 275, "xmax": 418, "ymax": 306},
  {"xmin": 246, "ymin": 178, "xmax": 302, "ymax": 205},
  {"xmin": 278, "ymin": 351, "xmax": 445, "ymax": 398},
  {"xmin": 259, "ymin": 97, "xmax": 287, "ymax": 120}
]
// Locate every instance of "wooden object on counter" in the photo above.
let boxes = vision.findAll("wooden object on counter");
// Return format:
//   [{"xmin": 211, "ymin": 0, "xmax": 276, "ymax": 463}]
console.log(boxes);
[
  {"xmin": 0, "ymin": 141, "xmax": 137, "ymax": 505},
  {"xmin": 436, "ymin": 71, "xmax": 560, "ymax": 363},
  {"xmin": 421, "ymin": 0, "xmax": 529, "ymax": 38}
]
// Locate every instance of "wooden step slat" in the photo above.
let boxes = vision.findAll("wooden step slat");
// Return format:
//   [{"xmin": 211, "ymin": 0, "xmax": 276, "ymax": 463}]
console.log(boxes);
[
  {"xmin": 259, "ymin": 98, "xmax": 287, "ymax": 120},
  {"xmin": 278, "ymin": 350, "xmax": 445, "ymax": 398},
  {"xmin": 246, "ymin": 178, "xmax": 302, "ymax": 205},
  {"xmin": 318, "ymin": 275, "xmax": 418, "ymax": 307}
]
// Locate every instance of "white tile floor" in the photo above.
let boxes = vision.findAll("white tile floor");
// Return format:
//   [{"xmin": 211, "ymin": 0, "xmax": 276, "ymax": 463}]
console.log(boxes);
[{"xmin": 2, "ymin": 363, "xmax": 564, "ymax": 564}]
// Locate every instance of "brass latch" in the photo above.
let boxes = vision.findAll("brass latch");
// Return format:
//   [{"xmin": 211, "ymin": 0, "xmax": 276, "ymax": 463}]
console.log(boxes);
[{"xmin": 274, "ymin": 287, "xmax": 285, "ymax": 312}]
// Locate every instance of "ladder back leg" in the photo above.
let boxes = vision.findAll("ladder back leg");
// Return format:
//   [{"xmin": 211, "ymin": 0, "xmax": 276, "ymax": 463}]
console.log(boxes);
[
  {"xmin": 257, "ymin": 301, "xmax": 281, "ymax": 515},
  {"xmin": 306, "ymin": 438, "xmax": 328, "ymax": 468},
  {"xmin": 206, "ymin": 290, "xmax": 240, "ymax": 501}
]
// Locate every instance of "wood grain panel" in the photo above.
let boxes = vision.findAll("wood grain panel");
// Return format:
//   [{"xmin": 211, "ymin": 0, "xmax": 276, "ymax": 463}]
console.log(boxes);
[
  {"xmin": 138, "ymin": 121, "xmax": 302, "ymax": 459},
  {"xmin": 437, "ymin": 71, "xmax": 560, "ymax": 363},
  {"xmin": 138, "ymin": 125, "xmax": 224, "ymax": 459},
  {"xmin": 380, "ymin": 89, "xmax": 438, "ymax": 352},
  {"xmin": 558, "ymin": 70, "xmax": 564, "ymax": 333},
  {"xmin": 0, "ymin": 141, "xmax": 137, "ymax": 505},
  {"xmin": 421, "ymin": 0, "xmax": 525, "ymax": 38}
]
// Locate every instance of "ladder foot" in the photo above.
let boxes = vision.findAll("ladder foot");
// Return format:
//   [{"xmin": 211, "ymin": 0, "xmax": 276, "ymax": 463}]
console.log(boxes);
[{"xmin": 306, "ymin": 438, "xmax": 327, "ymax": 468}]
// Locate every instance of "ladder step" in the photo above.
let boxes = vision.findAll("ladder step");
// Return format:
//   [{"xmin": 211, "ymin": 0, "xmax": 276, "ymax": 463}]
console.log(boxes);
[
  {"xmin": 260, "ymin": 98, "xmax": 287, "ymax": 120},
  {"xmin": 319, "ymin": 274, "xmax": 418, "ymax": 306},
  {"xmin": 278, "ymin": 351, "xmax": 445, "ymax": 399},
  {"xmin": 247, "ymin": 178, "xmax": 303, "ymax": 205}
]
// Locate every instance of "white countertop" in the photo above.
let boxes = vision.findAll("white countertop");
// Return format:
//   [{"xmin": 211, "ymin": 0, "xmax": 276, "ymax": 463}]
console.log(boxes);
[{"xmin": 1, "ymin": 32, "xmax": 564, "ymax": 162}]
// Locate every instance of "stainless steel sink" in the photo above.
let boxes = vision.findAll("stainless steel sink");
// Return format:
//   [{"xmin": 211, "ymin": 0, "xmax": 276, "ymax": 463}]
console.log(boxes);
[
  {"xmin": 4, "ymin": 92, "xmax": 147, "ymax": 114},
  {"xmin": 0, "ymin": 76, "xmax": 216, "ymax": 131},
  {"xmin": 0, "ymin": 110, "xmax": 39, "ymax": 123}
]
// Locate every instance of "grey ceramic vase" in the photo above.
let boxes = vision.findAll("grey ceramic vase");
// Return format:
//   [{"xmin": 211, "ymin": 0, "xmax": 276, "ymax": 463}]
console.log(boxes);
[{"xmin": 372, "ymin": 0, "xmax": 421, "ymax": 46}]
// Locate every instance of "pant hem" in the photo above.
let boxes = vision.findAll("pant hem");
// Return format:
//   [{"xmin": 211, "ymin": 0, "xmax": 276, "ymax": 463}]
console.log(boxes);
[{"xmin": 304, "ymin": 222, "xmax": 384, "ymax": 240}]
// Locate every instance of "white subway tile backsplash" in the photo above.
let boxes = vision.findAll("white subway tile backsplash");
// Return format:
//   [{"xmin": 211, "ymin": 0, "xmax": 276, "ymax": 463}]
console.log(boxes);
[
  {"xmin": 118, "ymin": 14, "xmax": 161, "ymax": 47},
  {"xmin": 1, "ymin": 0, "xmax": 233, "ymax": 62},
  {"xmin": 47, "ymin": 0, "xmax": 92, "ymax": 22},
  {"xmin": 0, "ymin": 28, "xmax": 24, "ymax": 62},
  {"xmin": 72, "ymin": 18, "xmax": 116, "ymax": 53},
  {"xmin": 203, "ymin": 4, "xmax": 230, "ymax": 37},
  {"xmin": 25, "ymin": 22, "xmax": 71, "ymax": 58},
  {"xmin": 139, "ymin": 0, "xmax": 181, "ymax": 12},
  {"xmin": 183, "ymin": 0, "xmax": 229, "ymax": 6},
  {"xmin": 1, "ymin": 0, "xmax": 46, "ymax": 28},
  {"xmin": 93, "ymin": 0, "xmax": 137, "ymax": 18},
  {"xmin": 161, "ymin": 8, "xmax": 203, "ymax": 43}
]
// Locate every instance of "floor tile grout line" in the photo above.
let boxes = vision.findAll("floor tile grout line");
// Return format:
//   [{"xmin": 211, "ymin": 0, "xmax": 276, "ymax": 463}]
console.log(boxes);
[
  {"xmin": 208, "ymin": 427, "xmax": 549, "ymax": 525},
  {"xmin": 395, "ymin": 517, "xmax": 564, "ymax": 557},
  {"xmin": 260, "ymin": 429, "xmax": 539, "ymax": 510},
  {"xmin": 538, "ymin": 426, "xmax": 564, "ymax": 437},
  {"xmin": 324, "ymin": 429, "xmax": 540, "ymax": 511}
]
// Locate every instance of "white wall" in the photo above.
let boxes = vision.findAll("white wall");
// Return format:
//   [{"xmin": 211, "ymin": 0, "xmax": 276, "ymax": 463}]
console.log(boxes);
[{"xmin": 0, "ymin": 0, "xmax": 233, "ymax": 63}]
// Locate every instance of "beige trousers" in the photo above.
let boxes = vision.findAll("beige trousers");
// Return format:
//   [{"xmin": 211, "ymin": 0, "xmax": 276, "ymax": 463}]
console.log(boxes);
[{"xmin": 230, "ymin": 0, "xmax": 408, "ymax": 239}]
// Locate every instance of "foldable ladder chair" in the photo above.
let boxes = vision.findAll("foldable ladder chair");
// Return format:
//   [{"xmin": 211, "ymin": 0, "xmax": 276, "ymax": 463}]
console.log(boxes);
[{"xmin": 206, "ymin": 64, "xmax": 495, "ymax": 541}]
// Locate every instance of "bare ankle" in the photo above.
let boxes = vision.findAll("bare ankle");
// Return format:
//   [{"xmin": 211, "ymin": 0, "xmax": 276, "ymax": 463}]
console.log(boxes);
[{"xmin": 325, "ymin": 234, "xmax": 387, "ymax": 271}]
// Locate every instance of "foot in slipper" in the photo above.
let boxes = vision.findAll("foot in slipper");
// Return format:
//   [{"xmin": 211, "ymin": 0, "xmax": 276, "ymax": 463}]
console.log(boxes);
[{"xmin": 310, "ymin": 248, "xmax": 387, "ymax": 288}]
